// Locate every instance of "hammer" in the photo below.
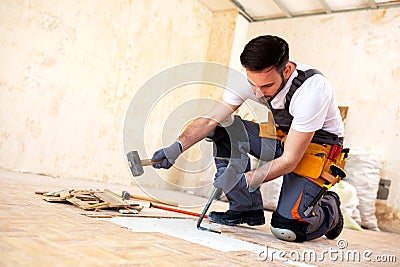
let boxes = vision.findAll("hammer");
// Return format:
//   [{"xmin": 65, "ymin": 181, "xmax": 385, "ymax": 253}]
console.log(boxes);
[{"xmin": 127, "ymin": 151, "xmax": 161, "ymax": 177}]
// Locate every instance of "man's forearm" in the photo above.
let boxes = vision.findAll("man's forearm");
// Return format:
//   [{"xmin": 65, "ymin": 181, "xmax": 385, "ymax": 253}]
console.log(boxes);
[
  {"xmin": 246, "ymin": 129, "xmax": 314, "ymax": 187},
  {"xmin": 178, "ymin": 117, "xmax": 219, "ymax": 151},
  {"xmin": 177, "ymin": 101, "xmax": 238, "ymax": 152},
  {"xmin": 246, "ymin": 155, "xmax": 297, "ymax": 186}
]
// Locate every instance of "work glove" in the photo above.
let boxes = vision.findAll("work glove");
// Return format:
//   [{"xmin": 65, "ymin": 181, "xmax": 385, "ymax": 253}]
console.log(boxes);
[
  {"xmin": 214, "ymin": 160, "xmax": 261, "ymax": 193},
  {"xmin": 151, "ymin": 141, "xmax": 183, "ymax": 169},
  {"xmin": 214, "ymin": 165, "xmax": 247, "ymax": 190}
]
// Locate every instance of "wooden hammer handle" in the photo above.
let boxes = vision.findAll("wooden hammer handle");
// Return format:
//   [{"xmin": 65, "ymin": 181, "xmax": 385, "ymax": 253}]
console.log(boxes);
[
  {"xmin": 140, "ymin": 159, "xmax": 162, "ymax": 166},
  {"xmin": 130, "ymin": 193, "xmax": 179, "ymax": 207}
]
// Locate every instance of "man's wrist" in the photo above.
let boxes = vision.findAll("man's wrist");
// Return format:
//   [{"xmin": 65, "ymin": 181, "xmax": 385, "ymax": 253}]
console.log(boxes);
[{"xmin": 175, "ymin": 140, "xmax": 183, "ymax": 153}]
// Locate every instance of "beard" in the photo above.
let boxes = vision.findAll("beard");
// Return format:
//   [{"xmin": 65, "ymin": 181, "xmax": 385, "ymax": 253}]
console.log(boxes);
[{"xmin": 257, "ymin": 72, "xmax": 287, "ymax": 105}]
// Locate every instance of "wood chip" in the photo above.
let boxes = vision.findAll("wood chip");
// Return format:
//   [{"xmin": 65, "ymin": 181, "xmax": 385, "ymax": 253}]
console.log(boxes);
[
  {"xmin": 82, "ymin": 213, "xmax": 113, "ymax": 218},
  {"xmin": 119, "ymin": 208, "xmax": 139, "ymax": 214},
  {"xmin": 125, "ymin": 199, "xmax": 141, "ymax": 206},
  {"xmin": 59, "ymin": 190, "xmax": 72, "ymax": 200}
]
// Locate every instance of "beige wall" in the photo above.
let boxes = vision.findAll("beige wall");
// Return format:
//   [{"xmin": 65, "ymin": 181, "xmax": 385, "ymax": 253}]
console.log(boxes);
[
  {"xmin": 248, "ymin": 8, "xmax": 400, "ymax": 223},
  {"xmin": 0, "ymin": 0, "xmax": 213, "ymax": 184},
  {"xmin": 134, "ymin": 9, "xmax": 240, "ymax": 198},
  {"xmin": 0, "ymin": 0, "xmax": 241, "ymax": 200}
]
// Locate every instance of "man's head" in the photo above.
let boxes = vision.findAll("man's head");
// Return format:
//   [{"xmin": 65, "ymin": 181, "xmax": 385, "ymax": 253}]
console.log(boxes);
[{"xmin": 240, "ymin": 35, "xmax": 292, "ymax": 101}]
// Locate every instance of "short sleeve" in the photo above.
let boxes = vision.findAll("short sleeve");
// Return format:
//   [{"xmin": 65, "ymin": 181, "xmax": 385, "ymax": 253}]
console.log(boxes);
[{"xmin": 289, "ymin": 76, "xmax": 333, "ymax": 133}]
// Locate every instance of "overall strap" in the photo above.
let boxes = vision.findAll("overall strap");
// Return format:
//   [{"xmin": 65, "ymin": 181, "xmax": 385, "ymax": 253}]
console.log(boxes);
[{"xmin": 284, "ymin": 69, "xmax": 322, "ymax": 110}]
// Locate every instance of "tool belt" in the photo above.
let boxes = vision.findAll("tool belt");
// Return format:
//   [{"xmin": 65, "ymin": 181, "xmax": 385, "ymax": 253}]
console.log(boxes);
[
  {"xmin": 293, "ymin": 143, "xmax": 348, "ymax": 188},
  {"xmin": 259, "ymin": 112, "xmax": 287, "ymax": 141},
  {"xmin": 259, "ymin": 115, "xmax": 348, "ymax": 188}
]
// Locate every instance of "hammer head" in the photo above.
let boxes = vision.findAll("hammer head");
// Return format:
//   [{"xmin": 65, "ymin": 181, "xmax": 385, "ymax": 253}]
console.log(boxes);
[
  {"xmin": 127, "ymin": 151, "xmax": 144, "ymax": 177},
  {"xmin": 121, "ymin": 190, "xmax": 131, "ymax": 200}
]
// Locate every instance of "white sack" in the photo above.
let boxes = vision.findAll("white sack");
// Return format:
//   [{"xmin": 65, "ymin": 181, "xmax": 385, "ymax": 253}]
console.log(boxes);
[
  {"xmin": 331, "ymin": 180, "xmax": 363, "ymax": 231},
  {"xmin": 344, "ymin": 146, "xmax": 384, "ymax": 231}
]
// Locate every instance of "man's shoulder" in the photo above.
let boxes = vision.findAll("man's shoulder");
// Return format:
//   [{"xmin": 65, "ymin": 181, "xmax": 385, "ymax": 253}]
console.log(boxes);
[
  {"xmin": 223, "ymin": 79, "xmax": 255, "ymax": 105},
  {"xmin": 291, "ymin": 63, "xmax": 332, "ymax": 102}
]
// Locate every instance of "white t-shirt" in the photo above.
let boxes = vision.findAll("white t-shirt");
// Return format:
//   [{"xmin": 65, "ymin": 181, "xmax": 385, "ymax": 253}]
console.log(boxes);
[{"xmin": 223, "ymin": 62, "xmax": 344, "ymax": 137}]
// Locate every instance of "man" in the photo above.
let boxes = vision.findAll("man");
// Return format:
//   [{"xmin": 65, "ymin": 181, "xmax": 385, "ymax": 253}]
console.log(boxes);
[{"xmin": 151, "ymin": 35, "xmax": 345, "ymax": 242}]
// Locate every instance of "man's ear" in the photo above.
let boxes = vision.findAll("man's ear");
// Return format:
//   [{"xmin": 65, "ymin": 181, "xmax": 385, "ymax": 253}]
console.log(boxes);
[{"xmin": 283, "ymin": 63, "xmax": 292, "ymax": 79}]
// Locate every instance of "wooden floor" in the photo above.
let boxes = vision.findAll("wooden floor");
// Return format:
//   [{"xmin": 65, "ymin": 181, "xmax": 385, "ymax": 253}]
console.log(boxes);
[{"xmin": 0, "ymin": 169, "xmax": 398, "ymax": 266}]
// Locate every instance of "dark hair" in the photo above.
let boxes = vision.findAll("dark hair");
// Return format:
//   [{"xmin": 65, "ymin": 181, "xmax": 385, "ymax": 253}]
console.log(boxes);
[{"xmin": 240, "ymin": 35, "xmax": 289, "ymax": 73}]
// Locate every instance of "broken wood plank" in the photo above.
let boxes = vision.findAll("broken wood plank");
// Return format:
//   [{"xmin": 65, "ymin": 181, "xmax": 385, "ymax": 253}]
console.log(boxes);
[
  {"xmin": 43, "ymin": 189, "xmax": 69, "ymax": 197},
  {"xmin": 74, "ymin": 194, "xmax": 98, "ymax": 201},
  {"xmin": 35, "ymin": 190, "xmax": 48, "ymax": 195},
  {"xmin": 81, "ymin": 213, "xmax": 113, "ymax": 218},
  {"xmin": 66, "ymin": 196, "xmax": 106, "ymax": 210},
  {"xmin": 59, "ymin": 190, "xmax": 72, "ymax": 200},
  {"xmin": 42, "ymin": 196, "xmax": 69, "ymax": 203},
  {"xmin": 73, "ymin": 189, "xmax": 101, "ymax": 195},
  {"xmin": 94, "ymin": 190, "xmax": 129, "ymax": 208}
]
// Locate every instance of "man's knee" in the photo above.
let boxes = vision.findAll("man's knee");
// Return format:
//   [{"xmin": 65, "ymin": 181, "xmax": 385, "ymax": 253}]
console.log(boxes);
[
  {"xmin": 270, "ymin": 212, "xmax": 308, "ymax": 242},
  {"xmin": 206, "ymin": 125, "xmax": 230, "ymax": 158},
  {"xmin": 206, "ymin": 115, "xmax": 249, "ymax": 158}
]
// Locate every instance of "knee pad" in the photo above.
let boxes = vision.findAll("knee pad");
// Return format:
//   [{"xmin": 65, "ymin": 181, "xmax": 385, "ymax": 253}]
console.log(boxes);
[
  {"xmin": 270, "ymin": 226, "xmax": 297, "ymax": 242},
  {"xmin": 270, "ymin": 212, "xmax": 309, "ymax": 242}
]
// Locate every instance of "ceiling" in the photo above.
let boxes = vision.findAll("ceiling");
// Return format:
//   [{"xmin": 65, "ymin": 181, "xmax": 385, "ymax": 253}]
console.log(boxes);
[{"xmin": 199, "ymin": 0, "xmax": 400, "ymax": 22}]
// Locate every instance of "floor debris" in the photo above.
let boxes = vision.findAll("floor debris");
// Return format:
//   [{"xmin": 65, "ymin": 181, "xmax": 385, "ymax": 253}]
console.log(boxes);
[{"xmin": 35, "ymin": 189, "xmax": 144, "ymax": 213}]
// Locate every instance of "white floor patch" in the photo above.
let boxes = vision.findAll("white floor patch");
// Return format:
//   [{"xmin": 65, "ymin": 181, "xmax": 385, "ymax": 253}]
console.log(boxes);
[{"xmin": 107, "ymin": 217, "xmax": 312, "ymax": 267}]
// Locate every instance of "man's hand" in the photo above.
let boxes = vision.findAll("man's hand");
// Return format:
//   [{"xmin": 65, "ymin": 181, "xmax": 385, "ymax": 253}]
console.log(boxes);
[
  {"xmin": 244, "ymin": 171, "xmax": 262, "ymax": 192},
  {"xmin": 151, "ymin": 141, "xmax": 183, "ymax": 169},
  {"xmin": 214, "ymin": 165, "xmax": 248, "ymax": 189}
]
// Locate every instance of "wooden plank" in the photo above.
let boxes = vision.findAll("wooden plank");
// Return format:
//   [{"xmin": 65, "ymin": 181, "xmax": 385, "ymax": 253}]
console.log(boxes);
[
  {"xmin": 42, "ymin": 196, "xmax": 69, "ymax": 203},
  {"xmin": 81, "ymin": 213, "xmax": 113, "ymax": 218},
  {"xmin": 73, "ymin": 189, "xmax": 101, "ymax": 195},
  {"xmin": 94, "ymin": 190, "xmax": 128, "ymax": 208},
  {"xmin": 74, "ymin": 194, "xmax": 98, "ymax": 201},
  {"xmin": 66, "ymin": 196, "xmax": 103, "ymax": 210},
  {"xmin": 88, "ymin": 202, "xmax": 110, "ymax": 210},
  {"xmin": 43, "ymin": 189, "xmax": 69, "ymax": 197},
  {"xmin": 104, "ymin": 189, "xmax": 128, "ymax": 205},
  {"xmin": 59, "ymin": 190, "xmax": 72, "ymax": 200},
  {"xmin": 35, "ymin": 190, "xmax": 48, "ymax": 195}
]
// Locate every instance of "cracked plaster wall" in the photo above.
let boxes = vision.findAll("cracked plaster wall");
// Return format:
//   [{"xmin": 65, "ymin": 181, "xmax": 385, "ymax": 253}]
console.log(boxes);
[{"xmin": 0, "ymin": 0, "xmax": 215, "ymax": 185}]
